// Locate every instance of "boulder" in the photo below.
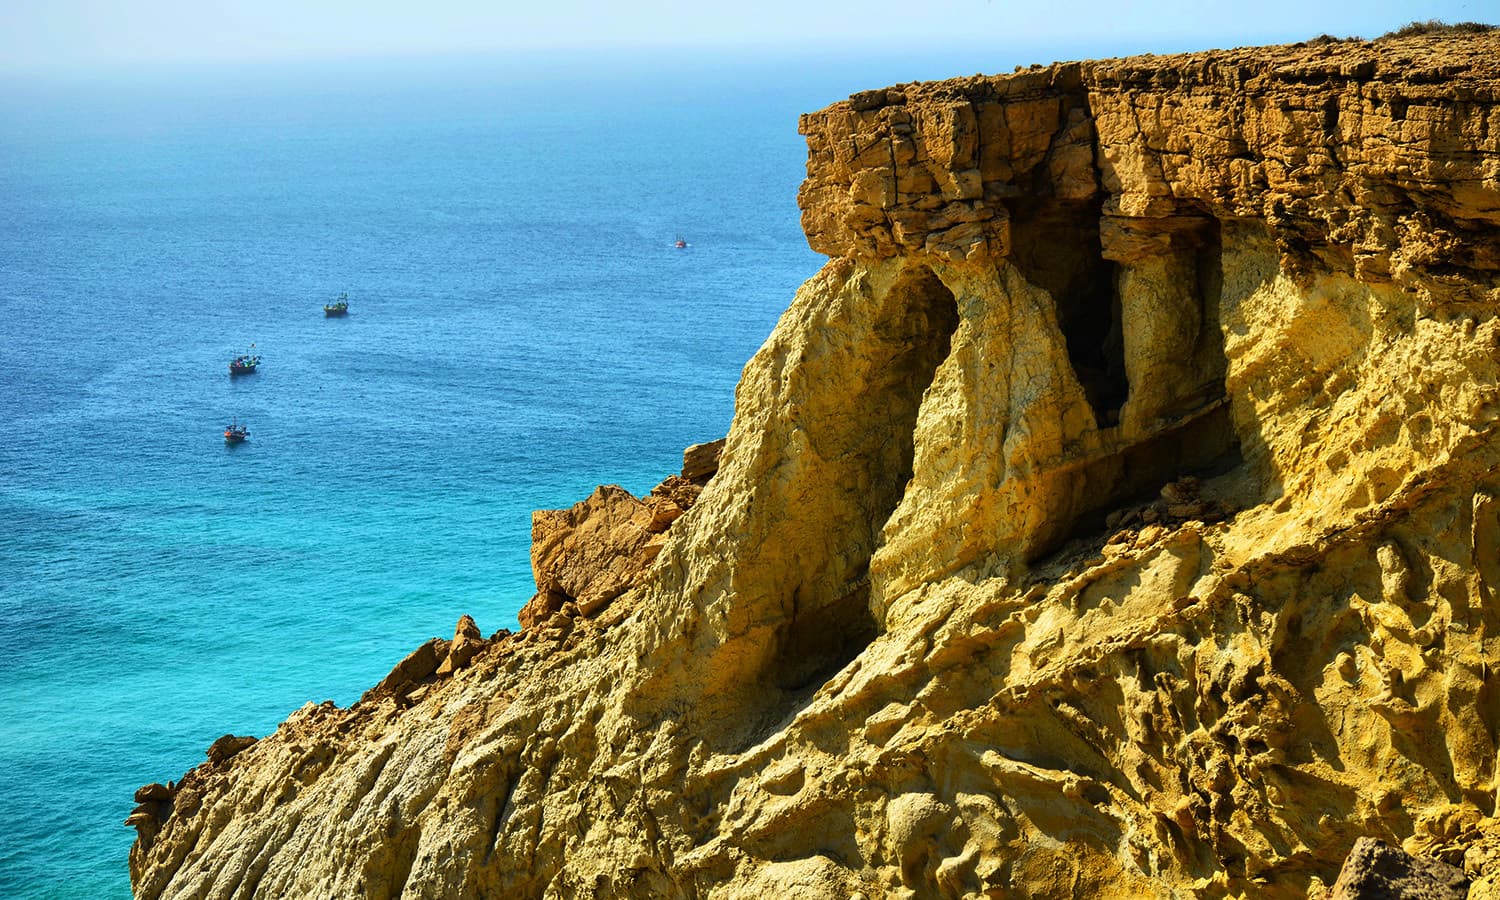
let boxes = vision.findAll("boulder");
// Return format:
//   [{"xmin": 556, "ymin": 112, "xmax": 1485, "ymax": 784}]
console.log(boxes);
[
  {"xmin": 681, "ymin": 438, "xmax": 725, "ymax": 483},
  {"xmin": 205, "ymin": 735, "xmax": 258, "ymax": 766},
  {"xmin": 133, "ymin": 783, "xmax": 174, "ymax": 803},
  {"xmin": 520, "ymin": 457, "xmax": 724, "ymax": 630},
  {"xmin": 522, "ymin": 484, "xmax": 659, "ymax": 626},
  {"xmin": 644, "ymin": 475, "xmax": 705, "ymax": 533},
  {"xmin": 361, "ymin": 636, "xmax": 450, "ymax": 704},
  {"xmin": 1331, "ymin": 838, "xmax": 1468, "ymax": 900}
]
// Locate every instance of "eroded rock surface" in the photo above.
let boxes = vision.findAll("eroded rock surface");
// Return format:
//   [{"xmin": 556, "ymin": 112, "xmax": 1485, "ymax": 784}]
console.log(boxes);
[
  {"xmin": 522, "ymin": 483, "xmax": 660, "ymax": 626},
  {"xmin": 519, "ymin": 445, "xmax": 721, "ymax": 629},
  {"xmin": 132, "ymin": 31, "xmax": 1500, "ymax": 899}
]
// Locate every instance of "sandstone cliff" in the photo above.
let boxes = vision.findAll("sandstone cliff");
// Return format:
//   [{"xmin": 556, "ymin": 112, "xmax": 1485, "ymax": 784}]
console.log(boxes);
[{"xmin": 131, "ymin": 30, "xmax": 1500, "ymax": 899}]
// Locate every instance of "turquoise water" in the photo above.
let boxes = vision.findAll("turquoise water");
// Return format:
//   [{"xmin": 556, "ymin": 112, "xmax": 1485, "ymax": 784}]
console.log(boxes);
[
  {"xmin": 0, "ymin": 41, "xmax": 1164, "ymax": 898},
  {"xmin": 0, "ymin": 52, "xmax": 838, "ymax": 898}
]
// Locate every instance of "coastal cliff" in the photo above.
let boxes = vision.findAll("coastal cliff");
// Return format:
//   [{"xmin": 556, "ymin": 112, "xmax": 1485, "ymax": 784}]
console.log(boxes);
[{"xmin": 130, "ymin": 30, "xmax": 1500, "ymax": 898}]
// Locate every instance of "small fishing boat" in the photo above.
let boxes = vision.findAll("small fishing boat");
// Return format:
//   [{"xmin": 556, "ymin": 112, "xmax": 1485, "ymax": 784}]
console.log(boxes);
[
  {"xmin": 674, "ymin": 238, "xmax": 688, "ymax": 249},
  {"xmin": 229, "ymin": 345, "xmax": 260, "ymax": 375},
  {"xmin": 324, "ymin": 292, "xmax": 349, "ymax": 317},
  {"xmin": 224, "ymin": 420, "xmax": 248, "ymax": 444}
]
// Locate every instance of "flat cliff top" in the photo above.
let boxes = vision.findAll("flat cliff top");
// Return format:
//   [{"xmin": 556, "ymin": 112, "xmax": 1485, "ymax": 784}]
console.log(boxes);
[
  {"xmin": 830, "ymin": 31, "xmax": 1499, "ymax": 109},
  {"xmin": 799, "ymin": 29, "xmax": 1500, "ymax": 297}
]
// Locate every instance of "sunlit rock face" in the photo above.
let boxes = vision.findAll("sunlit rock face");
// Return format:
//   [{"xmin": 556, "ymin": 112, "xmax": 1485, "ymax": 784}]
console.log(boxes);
[{"xmin": 132, "ymin": 31, "xmax": 1500, "ymax": 900}]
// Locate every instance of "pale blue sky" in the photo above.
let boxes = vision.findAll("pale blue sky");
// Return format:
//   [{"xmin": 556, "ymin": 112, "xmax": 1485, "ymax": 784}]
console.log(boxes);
[{"xmin": 0, "ymin": 0, "xmax": 1490, "ymax": 72}]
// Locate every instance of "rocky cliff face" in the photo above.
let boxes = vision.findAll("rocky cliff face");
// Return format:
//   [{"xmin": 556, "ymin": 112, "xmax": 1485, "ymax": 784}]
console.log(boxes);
[{"xmin": 130, "ymin": 31, "xmax": 1500, "ymax": 899}]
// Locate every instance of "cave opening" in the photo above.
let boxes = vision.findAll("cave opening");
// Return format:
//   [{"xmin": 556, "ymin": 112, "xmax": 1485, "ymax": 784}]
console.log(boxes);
[
  {"xmin": 768, "ymin": 263, "xmax": 960, "ymax": 694},
  {"xmin": 1007, "ymin": 197, "xmax": 1129, "ymax": 425},
  {"xmin": 1036, "ymin": 214, "xmax": 1241, "ymax": 561}
]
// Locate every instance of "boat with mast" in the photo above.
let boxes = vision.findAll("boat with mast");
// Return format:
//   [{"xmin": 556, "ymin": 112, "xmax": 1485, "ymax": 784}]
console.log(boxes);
[
  {"xmin": 324, "ymin": 292, "xmax": 349, "ymax": 317},
  {"xmin": 229, "ymin": 344, "xmax": 260, "ymax": 375}
]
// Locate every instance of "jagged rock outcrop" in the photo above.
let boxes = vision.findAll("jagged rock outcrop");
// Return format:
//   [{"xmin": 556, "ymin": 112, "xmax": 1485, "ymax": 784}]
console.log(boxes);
[
  {"xmin": 131, "ymin": 30, "xmax": 1500, "ymax": 899},
  {"xmin": 522, "ymin": 483, "xmax": 665, "ymax": 626},
  {"xmin": 436, "ymin": 614, "xmax": 488, "ymax": 676},
  {"xmin": 519, "ymin": 443, "xmax": 722, "ymax": 628},
  {"xmin": 681, "ymin": 438, "xmax": 727, "ymax": 483}
]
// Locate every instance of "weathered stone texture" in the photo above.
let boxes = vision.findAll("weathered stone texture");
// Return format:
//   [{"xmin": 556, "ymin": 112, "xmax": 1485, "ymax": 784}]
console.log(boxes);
[
  {"xmin": 131, "ymin": 31, "xmax": 1500, "ymax": 900},
  {"xmin": 1329, "ymin": 837, "xmax": 1468, "ymax": 899},
  {"xmin": 522, "ymin": 484, "xmax": 661, "ymax": 626},
  {"xmin": 518, "ymin": 460, "xmax": 718, "ymax": 629},
  {"xmin": 800, "ymin": 35, "xmax": 1500, "ymax": 298}
]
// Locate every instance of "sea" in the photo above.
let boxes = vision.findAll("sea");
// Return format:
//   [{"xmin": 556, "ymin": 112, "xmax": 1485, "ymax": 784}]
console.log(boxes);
[{"xmin": 0, "ymin": 39, "xmax": 1183, "ymax": 898}]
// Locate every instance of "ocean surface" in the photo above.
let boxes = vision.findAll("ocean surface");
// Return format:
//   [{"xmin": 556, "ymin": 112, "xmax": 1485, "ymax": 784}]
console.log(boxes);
[{"xmin": 0, "ymin": 41, "xmax": 1164, "ymax": 898}]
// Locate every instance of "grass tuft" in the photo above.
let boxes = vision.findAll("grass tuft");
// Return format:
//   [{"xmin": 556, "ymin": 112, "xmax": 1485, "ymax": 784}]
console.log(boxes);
[{"xmin": 1381, "ymin": 19, "xmax": 1496, "ymax": 38}]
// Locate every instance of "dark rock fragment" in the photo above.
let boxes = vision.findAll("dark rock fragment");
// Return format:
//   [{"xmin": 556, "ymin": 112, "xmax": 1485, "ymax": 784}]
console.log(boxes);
[
  {"xmin": 1330, "ymin": 837, "xmax": 1468, "ymax": 899},
  {"xmin": 205, "ymin": 734, "xmax": 258, "ymax": 765},
  {"xmin": 682, "ymin": 438, "xmax": 726, "ymax": 483}
]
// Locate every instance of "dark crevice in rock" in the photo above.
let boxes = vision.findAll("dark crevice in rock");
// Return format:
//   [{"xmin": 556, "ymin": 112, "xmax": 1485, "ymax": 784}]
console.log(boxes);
[
  {"xmin": 382, "ymin": 825, "xmax": 422, "ymax": 900},
  {"xmin": 1030, "ymin": 212, "xmax": 1239, "ymax": 560},
  {"xmin": 772, "ymin": 581, "xmax": 876, "ymax": 692},
  {"xmin": 1008, "ymin": 197, "xmax": 1129, "ymax": 424},
  {"xmin": 1183, "ymin": 216, "xmax": 1230, "ymax": 419}
]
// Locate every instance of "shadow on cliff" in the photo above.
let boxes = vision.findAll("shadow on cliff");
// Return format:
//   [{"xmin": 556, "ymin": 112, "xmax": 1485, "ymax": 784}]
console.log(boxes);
[
  {"xmin": 746, "ymin": 263, "xmax": 960, "ymax": 749},
  {"xmin": 628, "ymin": 260, "xmax": 962, "ymax": 757},
  {"xmin": 1021, "ymin": 203, "xmax": 1279, "ymax": 559}
]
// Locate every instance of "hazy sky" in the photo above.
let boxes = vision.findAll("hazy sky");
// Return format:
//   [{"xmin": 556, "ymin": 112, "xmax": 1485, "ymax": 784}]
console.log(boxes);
[{"xmin": 0, "ymin": 0, "xmax": 1490, "ymax": 72}]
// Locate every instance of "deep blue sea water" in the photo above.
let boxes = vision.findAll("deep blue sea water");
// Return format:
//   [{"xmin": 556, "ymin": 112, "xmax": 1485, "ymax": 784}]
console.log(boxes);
[{"xmin": 0, "ymin": 40, "xmax": 1184, "ymax": 898}]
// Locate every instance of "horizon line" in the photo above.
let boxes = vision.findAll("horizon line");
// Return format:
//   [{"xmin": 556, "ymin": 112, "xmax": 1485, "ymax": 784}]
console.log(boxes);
[{"xmin": 0, "ymin": 27, "xmax": 1348, "ymax": 81}]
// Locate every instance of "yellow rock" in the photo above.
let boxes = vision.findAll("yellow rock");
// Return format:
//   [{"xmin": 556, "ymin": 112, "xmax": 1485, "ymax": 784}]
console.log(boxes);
[{"xmin": 132, "ymin": 30, "xmax": 1500, "ymax": 900}]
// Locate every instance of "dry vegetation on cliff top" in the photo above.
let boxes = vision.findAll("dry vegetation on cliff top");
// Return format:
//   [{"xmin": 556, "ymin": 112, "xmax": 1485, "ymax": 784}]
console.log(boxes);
[{"xmin": 131, "ymin": 29, "xmax": 1500, "ymax": 899}]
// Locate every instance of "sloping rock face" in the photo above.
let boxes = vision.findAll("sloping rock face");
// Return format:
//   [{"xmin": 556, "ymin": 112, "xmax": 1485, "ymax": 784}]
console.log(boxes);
[{"xmin": 131, "ymin": 32, "xmax": 1500, "ymax": 899}]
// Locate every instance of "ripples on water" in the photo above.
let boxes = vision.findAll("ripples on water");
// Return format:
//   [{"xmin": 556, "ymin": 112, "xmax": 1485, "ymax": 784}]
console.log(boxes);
[
  {"xmin": 0, "ymin": 41, "xmax": 1105, "ymax": 896},
  {"xmin": 0, "ymin": 52, "xmax": 841, "ymax": 898}
]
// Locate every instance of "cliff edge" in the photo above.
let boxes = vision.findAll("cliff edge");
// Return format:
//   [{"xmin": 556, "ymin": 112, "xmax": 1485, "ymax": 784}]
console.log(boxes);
[{"xmin": 130, "ymin": 30, "xmax": 1500, "ymax": 898}]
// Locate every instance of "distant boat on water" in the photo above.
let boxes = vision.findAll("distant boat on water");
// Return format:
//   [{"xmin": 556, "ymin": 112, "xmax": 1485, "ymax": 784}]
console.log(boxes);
[
  {"xmin": 229, "ymin": 345, "xmax": 260, "ymax": 375},
  {"xmin": 674, "ymin": 238, "xmax": 688, "ymax": 249},
  {"xmin": 324, "ymin": 293, "xmax": 349, "ymax": 317},
  {"xmin": 224, "ymin": 420, "xmax": 248, "ymax": 444}
]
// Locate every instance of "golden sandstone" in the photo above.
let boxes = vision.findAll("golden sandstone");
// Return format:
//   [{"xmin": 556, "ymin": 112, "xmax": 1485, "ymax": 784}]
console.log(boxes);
[{"xmin": 132, "ymin": 30, "xmax": 1500, "ymax": 898}]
